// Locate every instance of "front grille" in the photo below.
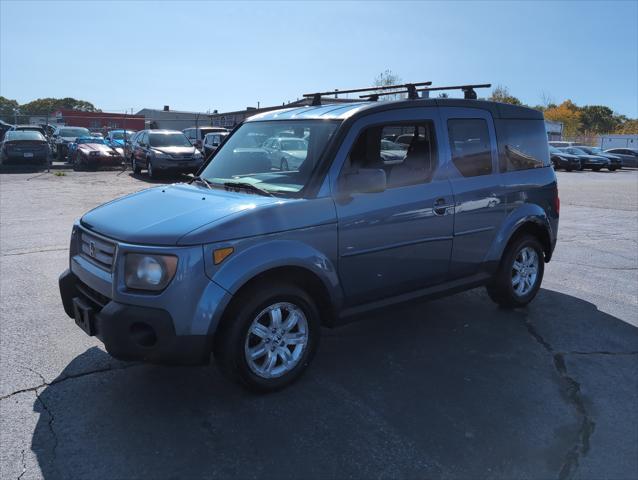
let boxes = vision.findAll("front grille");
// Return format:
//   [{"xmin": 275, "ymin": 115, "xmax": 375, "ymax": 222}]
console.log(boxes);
[{"xmin": 79, "ymin": 230, "xmax": 117, "ymax": 271}]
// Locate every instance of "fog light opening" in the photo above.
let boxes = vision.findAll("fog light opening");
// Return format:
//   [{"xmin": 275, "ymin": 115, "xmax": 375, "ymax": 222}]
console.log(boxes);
[{"xmin": 130, "ymin": 322, "xmax": 158, "ymax": 348}]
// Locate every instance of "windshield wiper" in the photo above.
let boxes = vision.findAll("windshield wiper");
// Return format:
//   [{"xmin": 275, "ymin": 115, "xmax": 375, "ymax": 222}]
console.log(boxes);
[
  {"xmin": 190, "ymin": 176, "xmax": 214, "ymax": 189},
  {"xmin": 223, "ymin": 181, "xmax": 274, "ymax": 197}
]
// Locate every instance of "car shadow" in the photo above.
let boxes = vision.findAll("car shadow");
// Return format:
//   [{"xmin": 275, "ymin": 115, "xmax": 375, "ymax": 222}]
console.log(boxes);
[{"xmin": 30, "ymin": 288, "xmax": 638, "ymax": 479}]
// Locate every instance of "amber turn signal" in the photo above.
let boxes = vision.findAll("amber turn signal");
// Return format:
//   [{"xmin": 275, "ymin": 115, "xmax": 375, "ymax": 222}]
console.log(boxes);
[{"xmin": 213, "ymin": 247, "xmax": 234, "ymax": 265}]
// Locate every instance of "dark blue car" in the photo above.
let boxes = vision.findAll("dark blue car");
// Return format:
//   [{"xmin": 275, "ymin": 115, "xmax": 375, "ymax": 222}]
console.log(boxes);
[{"xmin": 59, "ymin": 86, "xmax": 559, "ymax": 391}]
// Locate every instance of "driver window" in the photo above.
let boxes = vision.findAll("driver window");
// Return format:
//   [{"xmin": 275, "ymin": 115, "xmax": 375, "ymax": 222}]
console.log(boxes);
[{"xmin": 345, "ymin": 122, "xmax": 437, "ymax": 189}]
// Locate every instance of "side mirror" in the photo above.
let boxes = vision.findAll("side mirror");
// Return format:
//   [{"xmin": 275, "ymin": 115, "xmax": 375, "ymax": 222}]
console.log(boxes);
[{"xmin": 341, "ymin": 168, "xmax": 386, "ymax": 194}]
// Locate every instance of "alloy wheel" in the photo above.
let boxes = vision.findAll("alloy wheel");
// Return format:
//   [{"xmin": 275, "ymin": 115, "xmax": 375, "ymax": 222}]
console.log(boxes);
[
  {"xmin": 511, "ymin": 246, "xmax": 539, "ymax": 296},
  {"xmin": 244, "ymin": 302, "xmax": 309, "ymax": 379}
]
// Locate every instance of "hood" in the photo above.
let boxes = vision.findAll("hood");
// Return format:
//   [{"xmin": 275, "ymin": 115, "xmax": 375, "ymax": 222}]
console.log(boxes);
[
  {"xmin": 80, "ymin": 184, "xmax": 281, "ymax": 245},
  {"xmin": 79, "ymin": 143, "xmax": 117, "ymax": 154},
  {"xmin": 152, "ymin": 146, "xmax": 196, "ymax": 155},
  {"xmin": 581, "ymin": 154, "xmax": 608, "ymax": 161}
]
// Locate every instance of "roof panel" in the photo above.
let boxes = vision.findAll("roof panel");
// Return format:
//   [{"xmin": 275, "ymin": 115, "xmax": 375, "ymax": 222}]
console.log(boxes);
[{"xmin": 245, "ymin": 102, "xmax": 372, "ymax": 121}]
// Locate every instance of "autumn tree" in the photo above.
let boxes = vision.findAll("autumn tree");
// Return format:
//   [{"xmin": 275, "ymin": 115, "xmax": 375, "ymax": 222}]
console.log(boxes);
[
  {"xmin": 614, "ymin": 119, "xmax": 638, "ymax": 134},
  {"xmin": 489, "ymin": 85, "xmax": 523, "ymax": 106},
  {"xmin": 544, "ymin": 100, "xmax": 582, "ymax": 137}
]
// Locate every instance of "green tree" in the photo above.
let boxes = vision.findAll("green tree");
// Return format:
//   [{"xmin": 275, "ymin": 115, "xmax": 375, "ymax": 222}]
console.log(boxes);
[
  {"xmin": 19, "ymin": 97, "xmax": 100, "ymax": 115},
  {"xmin": 489, "ymin": 85, "xmax": 523, "ymax": 106},
  {"xmin": 0, "ymin": 96, "xmax": 19, "ymax": 123},
  {"xmin": 580, "ymin": 105, "xmax": 620, "ymax": 134}
]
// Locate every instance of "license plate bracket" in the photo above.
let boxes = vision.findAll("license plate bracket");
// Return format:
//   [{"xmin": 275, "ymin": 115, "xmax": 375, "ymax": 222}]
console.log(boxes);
[
  {"xmin": 72, "ymin": 297, "xmax": 96, "ymax": 336},
  {"xmin": 23, "ymin": 153, "xmax": 34, "ymax": 158}
]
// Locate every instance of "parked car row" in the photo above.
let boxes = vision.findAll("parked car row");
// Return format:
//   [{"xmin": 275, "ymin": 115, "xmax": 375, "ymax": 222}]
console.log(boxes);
[{"xmin": 548, "ymin": 141, "xmax": 634, "ymax": 171}]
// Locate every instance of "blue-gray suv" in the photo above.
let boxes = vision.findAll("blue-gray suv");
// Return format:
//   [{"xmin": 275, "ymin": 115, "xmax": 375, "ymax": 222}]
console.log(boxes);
[{"xmin": 59, "ymin": 87, "xmax": 559, "ymax": 391}]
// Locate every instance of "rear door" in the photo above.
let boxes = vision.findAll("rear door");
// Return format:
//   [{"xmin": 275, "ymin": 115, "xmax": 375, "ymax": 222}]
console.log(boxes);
[{"xmin": 438, "ymin": 108, "xmax": 507, "ymax": 278}]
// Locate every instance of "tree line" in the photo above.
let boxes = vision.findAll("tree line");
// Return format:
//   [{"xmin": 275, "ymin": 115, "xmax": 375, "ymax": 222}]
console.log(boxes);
[
  {"xmin": 489, "ymin": 85, "xmax": 637, "ymax": 137},
  {"xmin": 0, "ymin": 96, "xmax": 100, "ymax": 124}
]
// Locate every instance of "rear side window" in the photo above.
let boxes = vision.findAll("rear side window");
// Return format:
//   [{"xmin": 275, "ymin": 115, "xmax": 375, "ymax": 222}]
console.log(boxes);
[
  {"xmin": 501, "ymin": 119, "xmax": 549, "ymax": 172},
  {"xmin": 447, "ymin": 119, "xmax": 492, "ymax": 177}
]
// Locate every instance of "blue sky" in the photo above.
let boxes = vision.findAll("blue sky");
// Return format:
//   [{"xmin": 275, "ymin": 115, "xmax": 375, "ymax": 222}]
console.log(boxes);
[{"xmin": 1, "ymin": 1, "xmax": 637, "ymax": 117}]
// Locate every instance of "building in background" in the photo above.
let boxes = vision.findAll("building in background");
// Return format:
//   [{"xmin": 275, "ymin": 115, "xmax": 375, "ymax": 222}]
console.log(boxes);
[
  {"xmin": 600, "ymin": 134, "xmax": 638, "ymax": 150},
  {"xmin": 210, "ymin": 98, "xmax": 361, "ymax": 128},
  {"xmin": 136, "ymin": 106, "xmax": 213, "ymax": 130},
  {"xmin": 545, "ymin": 120, "xmax": 563, "ymax": 141},
  {"xmin": 48, "ymin": 109, "xmax": 144, "ymax": 131}
]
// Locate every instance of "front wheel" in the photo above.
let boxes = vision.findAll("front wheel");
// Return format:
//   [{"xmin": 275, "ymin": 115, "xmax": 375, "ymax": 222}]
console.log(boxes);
[
  {"xmin": 132, "ymin": 156, "xmax": 141, "ymax": 174},
  {"xmin": 214, "ymin": 283, "xmax": 320, "ymax": 392},
  {"xmin": 280, "ymin": 158, "xmax": 289, "ymax": 171},
  {"xmin": 147, "ymin": 158, "xmax": 156, "ymax": 178},
  {"xmin": 487, "ymin": 235, "xmax": 544, "ymax": 308}
]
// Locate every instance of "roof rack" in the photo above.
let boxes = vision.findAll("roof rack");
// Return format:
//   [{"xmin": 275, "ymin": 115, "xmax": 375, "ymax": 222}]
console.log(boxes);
[
  {"xmin": 359, "ymin": 83, "xmax": 492, "ymax": 101},
  {"xmin": 302, "ymin": 81, "xmax": 432, "ymax": 106}
]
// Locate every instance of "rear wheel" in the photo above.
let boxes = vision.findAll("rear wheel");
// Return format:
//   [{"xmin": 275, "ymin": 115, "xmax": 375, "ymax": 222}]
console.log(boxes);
[
  {"xmin": 214, "ymin": 282, "xmax": 320, "ymax": 392},
  {"xmin": 487, "ymin": 234, "xmax": 544, "ymax": 308},
  {"xmin": 280, "ymin": 158, "xmax": 289, "ymax": 171}
]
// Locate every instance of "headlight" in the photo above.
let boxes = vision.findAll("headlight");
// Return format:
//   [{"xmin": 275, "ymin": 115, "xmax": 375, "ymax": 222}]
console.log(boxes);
[
  {"xmin": 194, "ymin": 150, "xmax": 203, "ymax": 158},
  {"xmin": 90, "ymin": 151, "xmax": 99, "ymax": 156},
  {"xmin": 124, "ymin": 254, "xmax": 177, "ymax": 291},
  {"xmin": 153, "ymin": 150, "xmax": 169, "ymax": 158}
]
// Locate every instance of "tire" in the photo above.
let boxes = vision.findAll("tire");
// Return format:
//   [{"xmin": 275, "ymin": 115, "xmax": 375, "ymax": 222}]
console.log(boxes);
[
  {"xmin": 132, "ymin": 156, "xmax": 141, "ymax": 174},
  {"xmin": 213, "ymin": 282, "xmax": 320, "ymax": 392},
  {"xmin": 72, "ymin": 154, "xmax": 81, "ymax": 171},
  {"xmin": 486, "ymin": 234, "xmax": 545, "ymax": 309},
  {"xmin": 565, "ymin": 167, "xmax": 572, "ymax": 172},
  {"xmin": 147, "ymin": 158, "xmax": 156, "ymax": 178},
  {"xmin": 280, "ymin": 158, "xmax": 289, "ymax": 171},
  {"xmin": 608, "ymin": 167, "xmax": 616, "ymax": 172}
]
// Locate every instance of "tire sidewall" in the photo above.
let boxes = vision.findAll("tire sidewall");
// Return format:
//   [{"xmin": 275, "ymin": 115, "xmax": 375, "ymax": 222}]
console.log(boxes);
[{"xmin": 222, "ymin": 284, "xmax": 320, "ymax": 392}]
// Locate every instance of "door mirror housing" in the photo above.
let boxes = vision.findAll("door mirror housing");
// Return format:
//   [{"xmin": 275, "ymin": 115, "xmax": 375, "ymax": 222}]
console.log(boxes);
[{"xmin": 341, "ymin": 168, "xmax": 386, "ymax": 194}]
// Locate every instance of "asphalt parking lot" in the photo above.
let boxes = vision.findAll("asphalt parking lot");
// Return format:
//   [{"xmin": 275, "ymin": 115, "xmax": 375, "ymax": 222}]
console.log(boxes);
[{"xmin": 1, "ymin": 168, "xmax": 637, "ymax": 480}]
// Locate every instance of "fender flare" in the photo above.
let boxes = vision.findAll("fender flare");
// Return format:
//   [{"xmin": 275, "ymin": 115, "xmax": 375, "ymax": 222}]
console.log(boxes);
[{"xmin": 485, "ymin": 203, "xmax": 554, "ymax": 266}]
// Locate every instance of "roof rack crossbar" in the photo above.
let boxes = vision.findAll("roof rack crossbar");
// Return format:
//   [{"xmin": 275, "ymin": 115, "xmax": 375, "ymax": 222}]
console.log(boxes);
[
  {"xmin": 359, "ymin": 83, "xmax": 492, "ymax": 100},
  {"xmin": 303, "ymin": 81, "xmax": 432, "ymax": 105}
]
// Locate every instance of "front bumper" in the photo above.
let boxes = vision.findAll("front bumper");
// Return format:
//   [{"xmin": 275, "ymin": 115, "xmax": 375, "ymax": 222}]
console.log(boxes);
[
  {"xmin": 59, "ymin": 269, "xmax": 212, "ymax": 365},
  {"xmin": 153, "ymin": 157, "xmax": 203, "ymax": 171},
  {"xmin": 85, "ymin": 155, "xmax": 124, "ymax": 166}
]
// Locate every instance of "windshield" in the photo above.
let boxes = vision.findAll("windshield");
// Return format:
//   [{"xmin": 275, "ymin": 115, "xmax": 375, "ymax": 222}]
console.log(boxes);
[
  {"xmin": 77, "ymin": 137, "xmax": 105, "ymax": 145},
  {"xmin": 149, "ymin": 133, "xmax": 192, "ymax": 147},
  {"xmin": 6, "ymin": 131, "xmax": 45, "ymax": 141},
  {"xmin": 111, "ymin": 130, "xmax": 134, "ymax": 140},
  {"xmin": 569, "ymin": 148, "xmax": 587, "ymax": 155},
  {"xmin": 199, "ymin": 120, "xmax": 339, "ymax": 195},
  {"xmin": 60, "ymin": 128, "xmax": 89, "ymax": 137},
  {"xmin": 381, "ymin": 139, "xmax": 407, "ymax": 151}
]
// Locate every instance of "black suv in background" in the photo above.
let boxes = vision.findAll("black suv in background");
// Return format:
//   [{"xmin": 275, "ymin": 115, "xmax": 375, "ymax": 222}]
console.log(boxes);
[
  {"xmin": 131, "ymin": 129, "xmax": 204, "ymax": 178},
  {"xmin": 576, "ymin": 146, "xmax": 622, "ymax": 170}
]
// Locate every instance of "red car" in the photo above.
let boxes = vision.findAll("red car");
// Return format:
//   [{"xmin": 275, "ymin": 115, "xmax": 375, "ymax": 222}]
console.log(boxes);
[{"xmin": 70, "ymin": 136, "xmax": 124, "ymax": 170}]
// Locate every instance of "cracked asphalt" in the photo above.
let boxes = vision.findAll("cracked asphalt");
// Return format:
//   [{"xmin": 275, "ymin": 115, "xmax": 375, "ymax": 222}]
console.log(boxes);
[{"xmin": 1, "ymin": 168, "xmax": 637, "ymax": 480}]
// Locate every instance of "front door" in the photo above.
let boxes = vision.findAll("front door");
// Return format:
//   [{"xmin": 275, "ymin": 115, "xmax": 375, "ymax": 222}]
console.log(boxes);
[{"xmin": 331, "ymin": 109, "xmax": 454, "ymax": 306}]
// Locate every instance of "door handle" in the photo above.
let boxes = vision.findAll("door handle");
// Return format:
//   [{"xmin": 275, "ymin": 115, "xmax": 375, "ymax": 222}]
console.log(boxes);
[{"xmin": 433, "ymin": 198, "xmax": 452, "ymax": 216}]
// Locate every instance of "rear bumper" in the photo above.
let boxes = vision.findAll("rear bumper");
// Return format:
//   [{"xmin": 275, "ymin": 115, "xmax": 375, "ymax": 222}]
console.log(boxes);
[{"xmin": 59, "ymin": 269, "xmax": 211, "ymax": 365}]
